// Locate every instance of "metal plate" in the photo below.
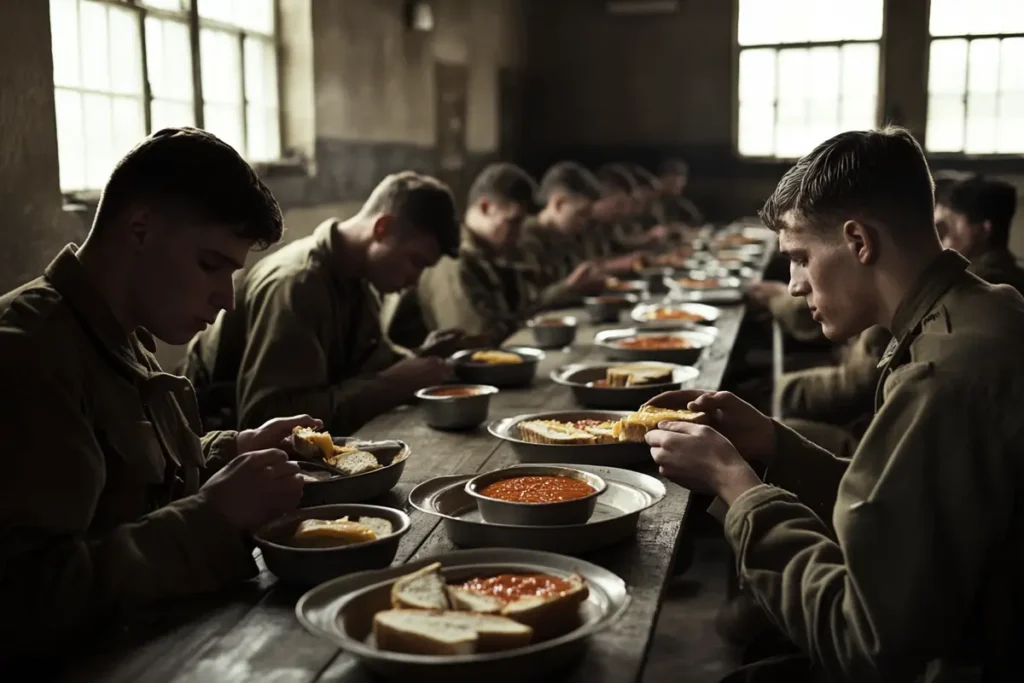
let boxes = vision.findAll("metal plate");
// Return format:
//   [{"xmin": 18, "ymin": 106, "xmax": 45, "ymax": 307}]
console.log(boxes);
[
  {"xmin": 299, "ymin": 438, "xmax": 410, "ymax": 506},
  {"xmin": 409, "ymin": 464, "xmax": 666, "ymax": 554},
  {"xmin": 593, "ymin": 327, "xmax": 715, "ymax": 365},
  {"xmin": 550, "ymin": 361, "xmax": 698, "ymax": 409},
  {"xmin": 488, "ymin": 410, "xmax": 651, "ymax": 467},
  {"xmin": 630, "ymin": 301, "xmax": 721, "ymax": 326},
  {"xmin": 295, "ymin": 549, "xmax": 631, "ymax": 683},
  {"xmin": 450, "ymin": 346, "xmax": 545, "ymax": 388}
]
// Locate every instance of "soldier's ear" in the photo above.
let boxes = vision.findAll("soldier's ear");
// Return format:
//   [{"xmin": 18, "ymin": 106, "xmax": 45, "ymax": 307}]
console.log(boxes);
[
  {"xmin": 842, "ymin": 219, "xmax": 878, "ymax": 265},
  {"xmin": 478, "ymin": 199, "xmax": 491, "ymax": 215},
  {"xmin": 372, "ymin": 214, "xmax": 395, "ymax": 241}
]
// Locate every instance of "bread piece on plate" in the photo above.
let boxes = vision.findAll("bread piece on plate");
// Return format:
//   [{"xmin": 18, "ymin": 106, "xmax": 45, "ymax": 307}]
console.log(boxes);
[
  {"xmin": 573, "ymin": 420, "xmax": 618, "ymax": 444},
  {"xmin": 355, "ymin": 516, "xmax": 393, "ymax": 539},
  {"xmin": 327, "ymin": 450, "xmax": 381, "ymax": 476},
  {"xmin": 391, "ymin": 562, "xmax": 450, "ymax": 610},
  {"xmin": 292, "ymin": 426, "xmax": 334, "ymax": 461},
  {"xmin": 517, "ymin": 420, "xmax": 596, "ymax": 445},
  {"xmin": 446, "ymin": 585, "xmax": 504, "ymax": 614},
  {"xmin": 606, "ymin": 364, "xmax": 673, "ymax": 387},
  {"xmin": 292, "ymin": 517, "xmax": 378, "ymax": 546},
  {"xmin": 470, "ymin": 350, "xmax": 524, "ymax": 365},
  {"xmin": 372, "ymin": 610, "xmax": 533, "ymax": 655},
  {"xmin": 499, "ymin": 574, "xmax": 589, "ymax": 641},
  {"xmin": 612, "ymin": 405, "xmax": 705, "ymax": 442}
]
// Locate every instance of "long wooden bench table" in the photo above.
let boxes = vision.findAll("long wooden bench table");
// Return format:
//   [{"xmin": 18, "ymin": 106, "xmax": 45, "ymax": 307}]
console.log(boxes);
[{"xmin": 66, "ymin": 300, "xmax": 750, "ymax": 683}]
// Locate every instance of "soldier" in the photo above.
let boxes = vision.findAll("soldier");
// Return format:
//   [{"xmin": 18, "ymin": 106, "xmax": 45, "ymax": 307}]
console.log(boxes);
[
  {"xmin": 182, "ymin": 171, "xmax": 468, "ymax": 435},
  {"xmin": 657, "ymin": 157, "xmax": 704, "ymax": 227},
  {"xmin": 646, "ymin": 127, "xmax": 1024, "ymax": 681},
  {"xmin": 0, "ymin": 128, "xmax": 320, "ymax": 658},
  {"xmin": 386, "ymin": 162, "xmax": 543, "ymax": 346},
  {"xmin": 519, "ymin": 161, "xmax": 608, "ymax": 308}
]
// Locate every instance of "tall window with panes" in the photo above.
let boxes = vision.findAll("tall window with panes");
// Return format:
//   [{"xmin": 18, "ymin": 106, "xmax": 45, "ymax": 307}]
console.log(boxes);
[
  {"xmin": 736, "ymin": 0, "xmax": 883, "ymax": 159},
  {"xmin": 926, "ymin": 0, "xmax": 1024, "ymax": 154},
  {"xmin": 50, "ymin": 0, "xmax": 280, "ymax": 193}
]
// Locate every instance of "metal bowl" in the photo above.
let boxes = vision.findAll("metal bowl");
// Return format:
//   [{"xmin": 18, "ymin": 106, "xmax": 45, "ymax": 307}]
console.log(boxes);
[
  {"xmin": 603, "ymin": 278, "xmax": 647, "ymax": 296},
  {"xmin": 551, "ymin": 361, "xmax": 699, "ymax": 409},
  {"xmin": 299, "ymin": 437, "xmax": 410, "ymax": 507},
  {"xmin": 527, "ymin": 315, "xmax": 578, "ymax": 349},
  {"xmin": 582, "ymin": 294, "xmax": 639, "ymax": 323},
  {"xmin": 488, "ymin": 410, "xmax": 652, "ymax": 468},
  {"xmin": 450, "ymin": 346, "xmax": 545, "ymax": 388},
  {"xmin": 630, "ymin": 301, "xmax": 721, "ymax": 326},
  {"xmin": 254, "ymin": 504, "xmax": 411, "ymax": 585},
  {"xmin": 594, "ymin": 327, "xmax": 716, "ymax": 365},
  {"xmin": 464, "ymin": 465, "xmax": 607, "ymax": 526},
  {"xmin": 295, "ymin": 549, "xmax": 630, "ymax": 683},
  {"xmin": 415, "ymin": 384, "xmax": 499, "ymax": 430}
]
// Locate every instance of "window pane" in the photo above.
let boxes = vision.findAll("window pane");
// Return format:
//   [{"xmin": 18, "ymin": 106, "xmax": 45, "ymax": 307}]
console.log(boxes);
[
  {"xmin": 967, "ymin": 38, "xmax": 1000, "ymax": 94},
  {"xmin": 236, "ymin": 0, "xmax": 274, "ymax": 34},
  {"xmin": 109, "ymin": 5, "xmax": 143, "ymax": 96},
  {"xmin": 738, "ymin": 48, "xmax": 776, "ymax": 104},
  {"xmin": 246, "ymin": 106, "xmax": 280, "ymax": 161},
  {"xmin": 198, "ymin": 0, "xmax": 234, "ymax": 23},
  {"xmin": 55, "ymin": 88, "xmax": 86, "ymax": 191},
  {"xmin": 738, "ymin": 0, "xmax": 882, "ymax": 45},
  {"xmin": 928, "ymin": 39, "xmax": 968, "ymax": 96},
  {"xmin": 927, "ymin": 94, "xmax": 966, "ymax": 152},
  {"xmin": 83, "ymin": 93, "xmax": 114, "ymax": 190},
  {"xmin": 80, "ymin": 0, "xmax": 110, "ymax": 92},
  {"xmin": 200, "ymin": 28, "xmax": 242, "ymax": 104},
  {"xmin": 152, "ymin": 99, "xmax": 196, "ymax": 130},
  {"xmin": 243, "ymin": 37, "xmax": 278, "ymax": 107},
  {"xmin": 931, "ymin": 0, "xmax": 1024, "ymax": 36},
  {"xmin": 50, "ymin": 0, "xmax": 81, "ymax": 88},
  {"xmin": 112, "ymin": 96, "xmax": 145, "ymax": 161},
  {"xmin": 738, "ymin": 102, "xmax": 776, "ymax": 157},
  {"xmin": 142, "ymin": 0, "xmax": 187, "ymax": 10},
  {"xmin": 146, "ymin": 16, "xmax": 194, "ymax": 101},
  {"xmin": 965, "ymin": 92, "xmax": 998, "ymax": 153},
  {"xmin": 203, "ymin": 104, "xmax": 245, "ymax": 154},
  {"xmin": 841, "ymin": 43, "xmax": 879, "ymax": 97}
]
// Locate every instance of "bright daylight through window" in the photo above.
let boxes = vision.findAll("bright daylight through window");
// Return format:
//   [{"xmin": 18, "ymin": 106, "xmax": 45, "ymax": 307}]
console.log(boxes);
[
  {"xmin": 926, "ymin": 0, "xmax": 1024, "ymax": 154},
  {"xmin": 736, "ymin": 0, "xmax": 882, "ymax": 159},
  {"xmin": 50, "ymin": 0, "xmax": 280, "ymax": 193}
]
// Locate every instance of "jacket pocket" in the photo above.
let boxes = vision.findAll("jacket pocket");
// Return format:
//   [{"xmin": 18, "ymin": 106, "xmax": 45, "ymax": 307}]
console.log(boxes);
[{"xmin": 102, "ymin": 420, "xmax": 168, "ymax": 486}]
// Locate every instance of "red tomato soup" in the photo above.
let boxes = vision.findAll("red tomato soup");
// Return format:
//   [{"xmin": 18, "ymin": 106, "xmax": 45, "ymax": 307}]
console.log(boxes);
[
  {"xmin": 460, "ymin": 573, "xmax": 574, "ymax": 602},
  {"xmin": 479, "ymin": 475, "xmax": 595, "ymax": 503}
]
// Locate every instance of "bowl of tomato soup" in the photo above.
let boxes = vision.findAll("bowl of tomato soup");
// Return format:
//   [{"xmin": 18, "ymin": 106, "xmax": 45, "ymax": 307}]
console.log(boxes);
[
  {"xmin": 415, "ymin": 384, "xmax": 499, "ymax": 431},
  {"xmin": 464, "ymin": 465, "xmax": 607, "ymax": 526}
]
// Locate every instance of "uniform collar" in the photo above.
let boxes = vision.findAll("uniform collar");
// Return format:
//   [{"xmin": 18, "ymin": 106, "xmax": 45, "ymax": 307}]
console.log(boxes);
[{"xmin": 889, "ymin": 248, "xmax": 970, "ymax": 342}]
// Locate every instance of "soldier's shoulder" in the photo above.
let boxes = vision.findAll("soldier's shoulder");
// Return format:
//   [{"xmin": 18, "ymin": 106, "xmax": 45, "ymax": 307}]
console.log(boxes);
[{"xmin": 0, "ymin": 278, "xmax": 83, "ymax": 374}]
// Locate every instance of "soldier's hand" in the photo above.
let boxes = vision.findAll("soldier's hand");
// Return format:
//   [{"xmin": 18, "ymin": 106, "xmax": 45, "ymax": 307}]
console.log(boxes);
[
  {"xmin": 747, "ymin": 280, "xmax": 788, "ymax": 308},
  {"xmin": 419, "ymin": 329, "xmax": 490, "ymax": 357},
  {"xmin": 566, "ymin": 261, "xmax": 607, "ymax": 296},
  {"xmin": 644, "ymin": 390, "xmax": 777, "ymax": 465},
  {"xmin": 645, "ymin": 225, "xmax": 671, "ymax": 244},
  {"xmin": 200, "ymin": 448, "xmax": 304, "ymax": 532},
  {"xmin": 237, "ymin": 414, "xmax": 322, "ymax": 456},
  {"xmin": 380, "ymin": 356, "xmax": 454, "ymax": 394}
]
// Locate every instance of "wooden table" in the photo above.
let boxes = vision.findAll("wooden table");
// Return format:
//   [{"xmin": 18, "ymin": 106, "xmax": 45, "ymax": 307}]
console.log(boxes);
[{"xmin": 67, "ymin": 304, "xmax": 750, "ymax": 683}]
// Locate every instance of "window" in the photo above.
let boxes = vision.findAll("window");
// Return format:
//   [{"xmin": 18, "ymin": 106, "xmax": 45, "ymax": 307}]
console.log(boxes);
[
  {"xmin": 50, "ymin": 0, "xmax": 280, "ymax": 193},
  {"xmin": 736, "ymin": 0, "xmax": 884, "ymax": 158},
  {"xmin": 926, "ymin": 0, "xmax": 1024, "ymax": 154}
]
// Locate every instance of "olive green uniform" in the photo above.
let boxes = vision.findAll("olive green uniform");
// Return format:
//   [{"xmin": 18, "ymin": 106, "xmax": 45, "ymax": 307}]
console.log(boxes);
[
  {"xmin": 655, "ymin": 193, "xmax": 703, "ymax": 227},
  {"xmin": 182, "ymin": 219, "xmax": 405, "ymax": 435},
  {"xmin": 518, "ymin": 218, "xmax": 590, "ymax": 309},
  {"xmin": 725, "ymin": 250, "xmax": 1024, "ymax": 681},
  {"xmin": 0, "ymin": 247, "xmax": 254, "ymax": 656},
  {"xmin": 391, "ymin": 229, "xmax": 542, "ymax": 346}
]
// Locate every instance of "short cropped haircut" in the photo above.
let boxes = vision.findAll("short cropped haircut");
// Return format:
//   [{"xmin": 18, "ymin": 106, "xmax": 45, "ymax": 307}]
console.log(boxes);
[
  {"xmin": 597, "ymin": 163, "xmax": 638, "ymax": 194},
  {"xmin": 760, "ymin": 127, "xmax": 935, "ymax": 242},
  {"xmin": 624, "ymin": 163, "xmax": 660, "ymax": 189},
  {"xmin": 93, "ymin": 127, "xmax": 283, "ymax": 249},
  {"xmin": 537, "ymin": 161, "xmax": 604, "ymax": 203},
  {"xmin": 659, "ymin": 158, "xmax": 690, "ymax": 176},
  {"xmin": 362, "ymin": 171, "xmax": 460, "ymax": 257},
  {"xmin": 467, "ymin": 163, "xmax": 540, "ymax": 212},
  {"xmin": 937, "ymin": 175, "xmax": 1018, "ymax": 249}
]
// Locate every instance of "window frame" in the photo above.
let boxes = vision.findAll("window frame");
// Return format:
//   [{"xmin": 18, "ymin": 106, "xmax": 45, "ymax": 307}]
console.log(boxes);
[
  {"xmin": 731, "ymin": 0, "xmax": 884, "ymax": 162},
  {"xmin": 52, "ymin": 0, "xmax": 284, "ymax": 198},
  {"xmin": 924, "ymin": 30, "xmax": 1024, "ymax": 160}
]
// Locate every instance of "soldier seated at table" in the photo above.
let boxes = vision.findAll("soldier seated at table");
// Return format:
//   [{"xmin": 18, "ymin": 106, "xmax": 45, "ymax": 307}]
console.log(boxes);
[
  {"xmin": 182, "ymin": 171, "xmax": 471, "ymax": 436},
  {"xmin": 657, "ymin": 157, "xmax": 704, "ymax": 228},
  {"xmin": 0, "ymin": 127, "xmax": 320, "ymax": 659},
  {"xmin": 384, "ymin": 162, "xmax": 545, "ymax": 348},
  {"xmin": 519, "ymin": 161, "xmax": 610, "ymax": 308},
  {"xmin": 645, "ymin": 126, "xmax": 1024, "ymax": 682}
]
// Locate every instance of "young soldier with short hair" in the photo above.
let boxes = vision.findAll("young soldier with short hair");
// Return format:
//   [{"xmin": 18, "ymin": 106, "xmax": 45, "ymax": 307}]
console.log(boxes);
[
  {"xmin": 183, "ymin": 171, "xmax": 466, "ymax": 435},
  {"xmin": 647, "ymin": 127, "xmax": 1024, "ymax": 681}
]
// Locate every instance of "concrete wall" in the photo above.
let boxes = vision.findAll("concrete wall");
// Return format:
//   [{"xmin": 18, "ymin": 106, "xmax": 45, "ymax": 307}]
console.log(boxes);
[{"xmin": 521, "ymin": 0, "xmax": 1024, "ymax": 255}]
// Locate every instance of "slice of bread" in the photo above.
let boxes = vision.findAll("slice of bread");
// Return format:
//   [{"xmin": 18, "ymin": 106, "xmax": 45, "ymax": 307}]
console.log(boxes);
[
  {"xmin": 573, "ymin": 420, "xmax": 618, "ymax": 444},
  {"xmin": 606, "ymin": 364, "xmax": 673, "ymax": 388},
  {"xmin": 372, "ymin": 610, "xmax": 533, "ymax": 655},
  {"xmin": 469, "ymin": 350, "xmax": 524, "ymax": 365},
  {"xmin": 356, "ymin": 516, "xmax": 394, "ymax": 539},
  {"xmin": 327, "ymin": 450, "xmax": 381, "ymax": 476},
  {"xmin": 517, "ymin": 420, "xmax": 596, "ymax": 445},
  {"xmin": 498, "ymin": 574, "xmax": 589, "ymax": 641},
  {"xmin": 446, "ymin": 586, "xmax": 504, "ymax": 614},
  {"xmin": 292, "ymin": 517, "xmax": 378, "ymax": 546},
  {"xmin": 391, "ymin": 562, "xmax": 450, "ymax": 611},
  {"xmin": 292, "ymin": 426, "xmax": 334, "ymax": 461},
  {"xmin": 372, "ymin": 610, "xmax": 477, "ymax": 656},
  {"xmin": 612, "ymin": 405, "xmax": 706, "ymax": 442}
]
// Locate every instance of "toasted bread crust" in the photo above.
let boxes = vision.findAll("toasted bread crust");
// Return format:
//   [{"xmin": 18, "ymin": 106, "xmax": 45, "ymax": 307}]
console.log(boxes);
[
  {"xmin": 517, "ymin": 420, "xmax": 596, "ymax": 445},
  {"xmin": 612, "ymin": 405, "xmax": 706, "ymax": 442}
]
